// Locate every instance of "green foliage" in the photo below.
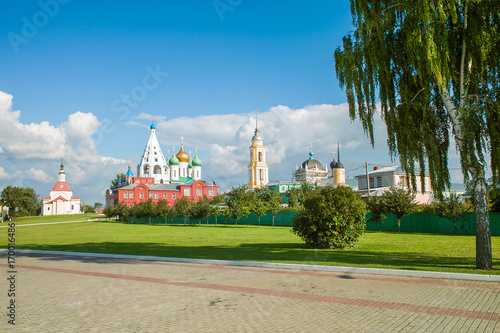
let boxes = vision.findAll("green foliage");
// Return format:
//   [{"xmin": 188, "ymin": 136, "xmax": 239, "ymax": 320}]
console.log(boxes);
[
  {"xmin": 103, "ymin": 206, "xmax": 116, "ymax": 219},
  {"xmin": 93, "ymin": 202, "xmax": 103, "ymax": 210},
  {"xmin": 110, "ymin": 173, "xmax": 126, "ymax": 190},
  {"xmin": 189, "ymin": 197, "xmax": 212, "ymax": 223},
  {"xmin": 173, "ymin": 197, "xmax": 192, "ymax": 224},
  {"xmin": 132, "ymin": 200, "xmax": 157, "ymax": 218},
  {"xmin": 0, "ymin": 186, "xmax": 41, "ymax": 218},
  {"xmin": 434, "ymin": 193, "xmax": 472, "ymax": 234},
  {"xmin": 115, "ymin": 203, "xmax": 131, "ymax": 222},
  {"xmin": 225, "ymin": 185, "xmax": 253, "ymax": 224},
  {"xmin": 253, "ymin": 188, "xmax": 269, "ymax": 225},
  {"xmin": 368, "ymin": 188, "xmax": 416, "ymax": 232},
  {"xmin": 292, "ymin": 187, "xmax": 366, "ymax": 249},
  {"xmin": 81, "ymin": 205, "xmax": 95, "ymax": 214}
]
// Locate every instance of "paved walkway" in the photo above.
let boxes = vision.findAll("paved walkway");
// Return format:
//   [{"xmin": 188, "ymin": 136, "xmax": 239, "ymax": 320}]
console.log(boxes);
[{"xmin": 1, "ymin": 252, "xmax": 499, "ymax": 332}]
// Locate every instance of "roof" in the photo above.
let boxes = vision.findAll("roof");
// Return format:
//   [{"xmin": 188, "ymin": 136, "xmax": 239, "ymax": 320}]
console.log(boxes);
[
  {"xmin": 44, "ymin": 195, "xmax": 68, "ymax": 204},
  {"xmin": 300, "ymin": 159, "xmax": 326, "ymax": 171},
  {"xmin": 51, "ymin": 181, "xmax": 72, "ymax": 192}
]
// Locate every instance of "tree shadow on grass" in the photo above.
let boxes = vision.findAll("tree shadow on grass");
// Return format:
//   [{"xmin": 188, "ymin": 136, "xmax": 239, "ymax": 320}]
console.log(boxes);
[{"xmin": 11, "ymin": 241, "xmax": 499, "ymax": 275}]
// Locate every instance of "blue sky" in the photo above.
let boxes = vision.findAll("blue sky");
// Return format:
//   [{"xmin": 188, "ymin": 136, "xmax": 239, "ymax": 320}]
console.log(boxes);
[{"xmin": 0, "ymin": 1, "xmax": 463, "ymax": 204}]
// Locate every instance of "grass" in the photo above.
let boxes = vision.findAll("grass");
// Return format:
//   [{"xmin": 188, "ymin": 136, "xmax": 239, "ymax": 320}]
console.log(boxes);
[
  {"xmin": 3, "ymin": 213, "xmax": 100, "ymax": 225},
  {"xmin": 1, "ymin": 217, "xmax": 499, "ymax": 275}
]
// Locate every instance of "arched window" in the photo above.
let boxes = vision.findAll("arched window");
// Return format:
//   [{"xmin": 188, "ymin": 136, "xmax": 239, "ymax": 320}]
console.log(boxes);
[{"xmin": 258, "ymin": 152, "xmax": 262, "ymax": 162}]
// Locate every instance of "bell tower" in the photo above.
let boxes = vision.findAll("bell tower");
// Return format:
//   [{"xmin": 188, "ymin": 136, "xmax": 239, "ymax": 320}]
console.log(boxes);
[{"xmin": 248, "ymin": 110, "xmax": 269, "ymax": 189}]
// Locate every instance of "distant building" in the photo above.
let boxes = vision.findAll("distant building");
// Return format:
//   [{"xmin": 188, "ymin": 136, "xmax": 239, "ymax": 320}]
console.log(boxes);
[
  {"xmin": 355, "ymin": 165, "xmax": 433, "ymax": 203},
  {"xmin": 106, "ymin": 123, "xmax": 219, "ymax": 208},
  {"xmin": 248, "ymin": 111, "xmax": 269, "ymax": 189},
  {"xmin": 294, "ymin": 143, "xmax": 349, "ymax": 188},
  {"xmin": 42, "ymin": 162, "xmax": 82, "ymax": 215}
]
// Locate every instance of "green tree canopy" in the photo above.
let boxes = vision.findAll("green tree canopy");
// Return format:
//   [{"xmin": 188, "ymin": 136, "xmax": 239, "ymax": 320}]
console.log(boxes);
[
  {"xmin": 334, "ymin": 0, "xmax": 500, "ymax": 269},
  {"xmin": 292, "ymin": 187, "xmax": 366, "ymax": 249},
  {"xmin": 110, "ymin": 173, "xmax": 126, "ymax": 190},
  {"xmin": 0, "ymin": 186, "xmax": 41, "ymax": 218},
  {"xmin": 368, "ymin": 187, "xmax": 416, "ymax": 232}
]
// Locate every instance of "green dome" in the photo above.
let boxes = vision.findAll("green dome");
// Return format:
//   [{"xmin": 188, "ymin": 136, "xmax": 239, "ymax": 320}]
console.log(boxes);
[
  {"xmin": 188, "ymin": 159, "xmax": 193, "ymax": 168},
  {"xmin": 169, "ymin": 154, "xmax": 179, "ymax": 166},
  {"xmin": 192, "ymin": 155, "xmax": 202, "ymax": 166}
]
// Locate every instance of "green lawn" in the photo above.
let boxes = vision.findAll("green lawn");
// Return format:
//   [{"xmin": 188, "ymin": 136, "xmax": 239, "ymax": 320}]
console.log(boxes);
[
  {"xmin": 1, "ymin": 219, "xmax": 499, "ymax": 275},
  {"xmin": 3, "ymin": 214, "xmax": 100, "ymax": 225}
]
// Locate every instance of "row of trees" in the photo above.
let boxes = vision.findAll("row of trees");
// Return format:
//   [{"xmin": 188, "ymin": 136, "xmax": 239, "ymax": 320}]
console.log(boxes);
[{"xmin": 103, "ymin": 186, "xmax": 285, "ymax": 225}]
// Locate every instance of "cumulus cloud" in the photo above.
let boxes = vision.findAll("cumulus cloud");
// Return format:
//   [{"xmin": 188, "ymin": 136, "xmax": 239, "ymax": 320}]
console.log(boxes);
[
  {"xmin": 0, "ymin": 167, "xmax": 9, "ymax": 180},
  {"xmin": 0, "ymin": 90, "xmax": 126, "ymax": 203},
  {"xmin": 24, "ymin": 168, "xmax": 51, "ymax": 183}
]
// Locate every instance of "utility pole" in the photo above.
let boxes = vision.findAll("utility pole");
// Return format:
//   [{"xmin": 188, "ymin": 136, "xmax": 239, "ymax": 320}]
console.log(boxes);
[{"xmin": 365, "ymin": 161, "xmax": 370, "ymax": 197}]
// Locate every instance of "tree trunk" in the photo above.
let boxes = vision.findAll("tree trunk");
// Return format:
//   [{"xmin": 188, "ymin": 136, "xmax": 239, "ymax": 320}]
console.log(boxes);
[
  {"xmin": 440, "ymin": 86, "xmax": 492, "ymax": 270},
  {"xmin": 473, "ymin": 174, "xmax": 492, "ymax": 269}
]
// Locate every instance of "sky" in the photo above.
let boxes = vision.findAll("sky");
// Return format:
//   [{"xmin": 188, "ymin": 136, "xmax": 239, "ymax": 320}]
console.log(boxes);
[{"xmin": 0, "ymin": 0, "xmax": 465, "ymax": 204}]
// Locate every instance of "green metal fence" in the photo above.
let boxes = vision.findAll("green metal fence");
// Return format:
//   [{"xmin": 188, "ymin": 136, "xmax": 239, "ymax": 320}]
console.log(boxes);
[
  {"xmin": 128, "ymin": 212, "xmax": 500, "ymax": 235},
  {"xmin": 365, "ymin": 212, "xmax": 500, "ymax": 235}
]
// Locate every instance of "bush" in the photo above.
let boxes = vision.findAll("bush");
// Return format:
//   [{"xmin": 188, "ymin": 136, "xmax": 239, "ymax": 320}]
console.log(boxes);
[{"xmin": 292, "ymin": 186, "xmax": 366, "ymax": 249}]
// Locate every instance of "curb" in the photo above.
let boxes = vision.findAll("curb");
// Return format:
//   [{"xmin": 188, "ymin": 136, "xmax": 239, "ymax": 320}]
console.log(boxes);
[{"xmin": 3, "ymin": 249, "xmax": 499, "ymax": 282}]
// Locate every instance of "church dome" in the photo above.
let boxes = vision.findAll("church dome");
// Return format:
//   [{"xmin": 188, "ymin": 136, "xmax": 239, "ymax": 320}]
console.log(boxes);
[
  {"xmin": 252, "ymin": 129, "xmax": 262, "ymax": 141},
  {"xmin": 188, "ymin": 158, "xmax": 193, "ymax": 168},
  {"xmin": 301, "ymin": 159, "xmax": 326, "ymax": 171},
  {"xmin": 334, "ymin": 161, "xmax": 344, "ymax": 169},
  {"xmin": 176, "ymin": 146, "xmax": 190, "ymax": 163},
  {"xmin": 169, "ymin": 154, "xmax": 179, "ymax": 166},
  {"xmin": 330, "ymin": 159, "xmax": 337, "ymax": 169},
  {"xmin": 150, "ymin": 123, "xmax": 155, "ymax": 129},
  {"xmin": 193, "ymin": 155, "xmax": 202, "ymax": 167}
]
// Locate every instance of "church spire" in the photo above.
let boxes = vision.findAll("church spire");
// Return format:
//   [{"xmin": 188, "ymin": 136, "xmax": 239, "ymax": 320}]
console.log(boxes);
[
  {"xmin": 252, "ymin": 110, "xmax": 262, "ymax": 141},
  {"xmin": 58, "ymin": 159, "xmax": 66, "ymax": 182}
]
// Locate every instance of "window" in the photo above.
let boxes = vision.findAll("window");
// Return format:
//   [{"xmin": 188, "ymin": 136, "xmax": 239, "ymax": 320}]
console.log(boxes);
[
  {"xmin": 208, "ymin": 189, "xmax": 215, "ymax": 196},
  {"xmin": 258, "ymin": 152, "xmax": 262, "ymax": 162},
  {"xmin": 140, "ymin": 193, "xmax": 144, "ymax": 199},
  {"xmin": 124, "ymin": 192, "xmax": 128, "ymax": 199},
  {"xmin": 174, "ymin": 170, "xmax": 176, "ymax": 177},
  {"xmin": 154, "ymin": 193, "xmax": 158, "ymax": 199},
  {"xmin": 71, "ymin": 205, "xmax": 74, "ymax": 210},
  {"xmin": 184, "ymin": 188, "xmax": 191, "ymax": 196},
  {"xmin": 400, "ymin": 176, "xmax": 405, "ymax": 186},
  {"xmin": 369, "ymin": 178, "xmax": 374, "ymax": 188},
  {"xmin": 196, "ymin": 188, "xmax": 202, "ymax": 196},
  {"xmin": 129, "ymin": 192, "xmax": 133, "ymax": 199},
  {"xmin": 250, "ymin": 151, "xmax": 253, "ymax": 161},
  {"xmin": 149, "ymin": 193, "xmax": 153, "ymax": 199},
  {"xmin": 172, "ymin": 193, "xmax": 176, "ymax": 200},
  {"xmin": 163, "ymin": 193, "xmax": 167, "ymax": 199},
  {"xmin": 196, "ymin": 171, "xmax": 199, "ymax": 178},
  {"xmin": 281, "ymin": 185, "xmax": 286, "ymax": 192},
  {"xmin": 48, "ymin": 207, "xmax": 50, "ymax": 211},
  {"xmin": 377, "ymin": 177, "xmax": 382, "ymax": 187}
]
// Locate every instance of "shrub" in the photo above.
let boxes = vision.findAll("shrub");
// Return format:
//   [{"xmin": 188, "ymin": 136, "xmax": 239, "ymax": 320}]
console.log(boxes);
[{"xmin": 292, "ymin": 186, "xmax": 366, "ymax": 249}]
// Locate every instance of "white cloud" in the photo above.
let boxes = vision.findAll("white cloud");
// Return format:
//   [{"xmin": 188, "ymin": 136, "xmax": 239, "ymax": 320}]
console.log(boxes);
[
  {"xmin": 24, "ymin": 168, "xmax": 51, "ymax": 183},
  {"xmin": 136, "ymin": 112, "xmax": 166, "ymax": 122},
  {"xmin": 0, "ymin": 167, "xmax": 9, "ymax": 180},
  {"xmin": 0, "ymin": 90, "xmax": 126, "ymax": 203}
]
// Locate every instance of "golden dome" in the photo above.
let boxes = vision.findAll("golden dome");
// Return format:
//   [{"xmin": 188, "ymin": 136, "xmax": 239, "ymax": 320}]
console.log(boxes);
[{"xmin": 176, "ymin": 145, "xmax": 190, "ymax": 163}]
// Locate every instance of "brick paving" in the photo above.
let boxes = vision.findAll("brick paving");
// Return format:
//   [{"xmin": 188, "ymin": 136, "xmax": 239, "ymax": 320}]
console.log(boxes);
[{"xmin": 1, "ymin": 252, "xmax": 499, "ymax": 332}]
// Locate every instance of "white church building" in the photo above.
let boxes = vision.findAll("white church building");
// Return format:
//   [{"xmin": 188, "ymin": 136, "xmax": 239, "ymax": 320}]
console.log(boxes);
[{"xmin": 42, "ymin": 162, "xmax": 82, "ymax": 215}]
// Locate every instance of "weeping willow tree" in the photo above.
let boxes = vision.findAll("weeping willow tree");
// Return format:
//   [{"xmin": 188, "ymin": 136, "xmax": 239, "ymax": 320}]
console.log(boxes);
[{"xmin": 334, "ymin": 0, "xmax": 500, "ymax": 269}]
